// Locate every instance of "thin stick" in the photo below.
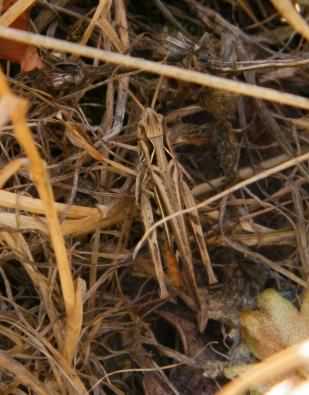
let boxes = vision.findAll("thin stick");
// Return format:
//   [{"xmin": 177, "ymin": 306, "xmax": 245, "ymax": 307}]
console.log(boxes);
[
  {"xmin": 192, "ymin": 152, "xmax": 293, "ymax": 197},
  {"xmin": 1, "ymin": 26, "xmax": 309, "ymax": 109}
]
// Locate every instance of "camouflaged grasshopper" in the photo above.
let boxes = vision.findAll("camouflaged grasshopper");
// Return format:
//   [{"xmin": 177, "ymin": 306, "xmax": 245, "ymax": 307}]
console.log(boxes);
[{"xmin": 136, "ymin": 108, "xmax": 217, "ymax": 325}]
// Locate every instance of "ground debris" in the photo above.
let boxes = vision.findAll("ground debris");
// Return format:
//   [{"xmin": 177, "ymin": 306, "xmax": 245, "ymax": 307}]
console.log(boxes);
[{"xmin": 0, "ymin": 1, "xmax": 308, "ymax": 394}]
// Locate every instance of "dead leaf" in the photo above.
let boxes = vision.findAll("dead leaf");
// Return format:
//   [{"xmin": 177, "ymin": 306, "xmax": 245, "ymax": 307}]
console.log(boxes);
[{"xmin": 0, "ymin": 0, "xmax": 44, "ymax": 71}]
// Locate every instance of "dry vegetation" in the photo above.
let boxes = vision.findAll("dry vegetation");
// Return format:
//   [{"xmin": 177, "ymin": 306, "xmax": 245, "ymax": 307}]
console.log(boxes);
[{"xmin": 1, "ymin": 0, "xmax": 309, "ymax": 394}]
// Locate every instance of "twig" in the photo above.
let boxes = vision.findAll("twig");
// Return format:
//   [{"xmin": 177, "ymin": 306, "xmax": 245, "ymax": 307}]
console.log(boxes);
[{"xmin": 0, "ymin": 27, "xmax": 309, "ymax": 109}]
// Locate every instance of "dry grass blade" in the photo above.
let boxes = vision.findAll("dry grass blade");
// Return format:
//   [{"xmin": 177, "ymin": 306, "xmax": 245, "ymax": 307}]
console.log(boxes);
[
  {"xmin": 207, "ymin": 228, "xmax": 296, "ymax": 248},
  {"xmin": 0, "ymin": 0, "xmax": 36, "ymax": 26},
  {"xmin": 0, "ymin": 70, "xmax": 80, "ymax": 364},
  {"xmin": 192, "ymin": 151, "xmax": 302, "ymax": 197},
  {"xmin": 291, "ymin": 186, "xmax": 309, "ymax": 281},
  {"xmin": 0, "ymin": 157, "xmax": 28, "ymax": 187},
  {"xmin": 0, "ymin": 191, "xmax": 130, "ymax": 236},
  {"xmin": 2, "ymin": 1, "xmax": 309, "ymax": 392},
  {"xmin": 65, "ymin": 121, "xmax": 136, "ymax": 176},
  {"xmin": 98, "ymin": 15, "xmax": 124, "ymax": 53},
  {"xmin": 0, "ymin": 325, "xmax": 23, "ymax": 354},
  {"xmin": 63, "ymin": 278, "xmax": 85, "ymax": 365},
  {"xmin": 271, "ymin": 0, "xmax": 309, "ymax": 42},
  {"xmin": 0, "ymin": 351, "xmax": 50, "ymax": 395},
  {"xmin": 0, "ymin": 211, "xmax": 48, "ymax": 232},
  {"xmin": 1, "ymin": 27, "xmax": 309, "ymax": 109},
  {"xmin": 61, "ymin": 198, "xmax": 133, "ymax": 236},
  {"xmin": 0, "ymin": 189, "xmax": 102, "ymax": 218},
  {"xmin": 0, "ymin": 230, "xmax": 64, "ymax": 348},
  {"xmin": 79, "ymin": 0, "xmax": 109, "ymax": 47}
]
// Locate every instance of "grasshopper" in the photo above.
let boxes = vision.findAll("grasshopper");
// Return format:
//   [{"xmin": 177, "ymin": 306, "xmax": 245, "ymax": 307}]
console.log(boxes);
[{"xmin": 136, "ymin": 108, "xmax": 217, "ymax": 328}]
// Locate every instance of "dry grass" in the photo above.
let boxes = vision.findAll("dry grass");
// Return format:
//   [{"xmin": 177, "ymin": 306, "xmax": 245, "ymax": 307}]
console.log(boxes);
[{"xmin": 0, "ymin": 1, "xmax": 309, "ymax": 394}]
